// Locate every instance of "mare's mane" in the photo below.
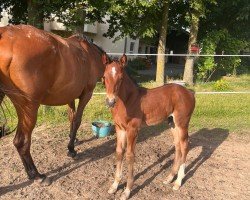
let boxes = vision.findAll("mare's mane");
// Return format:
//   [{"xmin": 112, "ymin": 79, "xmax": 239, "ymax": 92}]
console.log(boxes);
[{"xmin": 71, "ymin": 33, "xmax": 105, "ymax": 55}]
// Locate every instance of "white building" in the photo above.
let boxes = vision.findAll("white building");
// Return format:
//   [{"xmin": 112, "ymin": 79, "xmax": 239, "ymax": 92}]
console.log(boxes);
[{"xmin": 44, "ymin": 19, "xmax": 140, "ymax": 55}]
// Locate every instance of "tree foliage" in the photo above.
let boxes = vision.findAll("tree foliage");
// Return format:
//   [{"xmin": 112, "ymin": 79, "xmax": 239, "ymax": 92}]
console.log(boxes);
[
  {"xmin": 0, "ymin": 0, "xmax": 110, "ymax": 30},
  {"xmin": 197, "ymin": 0, "xmax": 249, "ymax": 80}
]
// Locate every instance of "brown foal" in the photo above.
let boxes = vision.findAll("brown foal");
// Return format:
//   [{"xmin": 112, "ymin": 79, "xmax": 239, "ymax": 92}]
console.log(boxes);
[
  {"xmin": 102, "ymin": 54, "xmax": 195, "ymax": 200},
  {"xmin": 0, "ymin": 25, "xmax": 105, "ymax": 184}
]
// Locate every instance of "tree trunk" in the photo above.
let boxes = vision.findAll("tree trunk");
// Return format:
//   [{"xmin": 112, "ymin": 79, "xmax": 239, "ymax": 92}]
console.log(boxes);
[
  {"xmin": 74, "ymin": 5, "xmax": 86, "ymax": 34},
  {"xmin": 183, "ymin": 14, "xmax": 199, "ymax": 86},
  {"xmin": 27, "ymin": 0, "xmax": 44, "ymax": 29},
  {"xmin": 156, "ymin": 0, "xmax": 169, "ymax": 85}
]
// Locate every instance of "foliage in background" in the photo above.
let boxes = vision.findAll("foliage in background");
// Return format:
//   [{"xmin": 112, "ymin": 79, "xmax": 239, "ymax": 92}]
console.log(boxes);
[
  {"xmin": 127, "ymin": 57, "xmax": 151, "ymax": 70},
  {"xmin": 0, "ymin": 0, "xmax": 111, "ymax": 31},
  {"xmin": 212, "ymin": 79, "xmax": 230, "ymax": 91},
  {"xmin": 196, "ymin": 0, "xmax": 250, "ymax": 81},
  {"xmin": 197, "ymin": 29, "xmax": 247, "ymax": 81}
]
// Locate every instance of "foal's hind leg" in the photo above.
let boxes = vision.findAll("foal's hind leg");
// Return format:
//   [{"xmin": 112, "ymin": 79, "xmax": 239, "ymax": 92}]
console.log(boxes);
[
  {"xmin": 164, "ymin": 126, "xmax": 182, "ymax": 185},
  {"xmin": 173, "ymin": 127, "xmax": 188, "ymax": 190},
  {"xmin": 67, "ymin": 91, "xmax": 92, "ymax": 158},
  {"xmin": 13, "ymin": 103, "xmax": 51, "ymax": 185},
  {"xmin": 108, "ymin": 129, "xmax": 126, "ymax": 194}
]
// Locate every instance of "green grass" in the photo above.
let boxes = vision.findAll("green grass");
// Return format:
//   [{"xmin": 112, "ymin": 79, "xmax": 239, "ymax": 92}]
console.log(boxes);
[
  {"xmin": 190, "ymin": 94, "xmax": 250, "ymax": 132},
  {"xmin": 193, "ymin": 74, "xmax": 250, "ymax": 92},
  {"xmin": 1, "ymin": 74, "xmax": 249, "ymax": 134}
]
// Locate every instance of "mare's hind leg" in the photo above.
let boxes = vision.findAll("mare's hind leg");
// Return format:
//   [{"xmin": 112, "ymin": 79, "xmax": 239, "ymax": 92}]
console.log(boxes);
[
  {"xmin": 13, "ymin": 103, "xmax": 51, "ymax": 185},
  {"xmin": 172, "ymin": 127, "xmax": 188, "ymax": 190},
  {"xmin": 67, "ymin": 91, "xmax": 93, "ymax": 158},
  {"xmin": 108, "ymin": 129, "xmax": 126, "ymax": 194},
  {"xmin": 163, "ymin": 126, "xmax": 182, "ymax": 185}
]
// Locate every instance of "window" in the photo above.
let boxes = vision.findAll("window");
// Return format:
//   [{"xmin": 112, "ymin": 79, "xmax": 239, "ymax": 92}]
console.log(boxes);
[
  {"xmin": 130, "ymin": 42, "xmax": 135, "ymax": 52},
  {"xmin": 138, "ymin": 46, "xmax": 142, "ymax": 53}
]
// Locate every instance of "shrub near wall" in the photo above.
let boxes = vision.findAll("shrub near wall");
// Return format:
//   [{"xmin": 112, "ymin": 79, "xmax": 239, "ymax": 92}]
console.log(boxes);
[{"xmin": 127, "ymin": 57, "xmax": 151, "ymax": 70}]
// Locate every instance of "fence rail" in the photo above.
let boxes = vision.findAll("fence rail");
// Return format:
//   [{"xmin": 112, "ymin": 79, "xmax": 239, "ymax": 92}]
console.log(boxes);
[
  {"xmin": 107, "ymin": 53, "xmax": 250, "ymax": 57},
  {"xmin": 93, "ymin": 91, "xmax": 250, "ymax": 95}
]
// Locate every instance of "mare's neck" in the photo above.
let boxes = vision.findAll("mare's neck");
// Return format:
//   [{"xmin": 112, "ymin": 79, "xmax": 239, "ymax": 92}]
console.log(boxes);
[{"xmin": 117, "ymin": 73, "xmax": 140, "ymax": 104}]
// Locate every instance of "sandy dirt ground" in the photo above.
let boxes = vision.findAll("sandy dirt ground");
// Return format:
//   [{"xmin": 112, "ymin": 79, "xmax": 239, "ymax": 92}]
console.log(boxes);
[{"xmin": 0, "ymin": 124, "xmax": 249, "ymax": 200}]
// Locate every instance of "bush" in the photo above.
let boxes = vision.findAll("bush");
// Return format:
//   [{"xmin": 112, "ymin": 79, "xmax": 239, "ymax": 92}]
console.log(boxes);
[
  {"xmin": 197, "ymin": 30, "xmax": 247, "ymax": 81},
  {"xmin": 127, "ymin": 57, "xmax": 151, "ymax": 70},
  {"xmin": 212, "ymin": 79, "xmax": 230, "ymax": 91}
]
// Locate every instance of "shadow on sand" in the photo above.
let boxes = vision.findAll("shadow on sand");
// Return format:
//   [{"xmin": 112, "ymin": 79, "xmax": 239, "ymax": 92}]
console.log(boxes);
[{"xmin": 0, "ymin": 126, "xmax": 229, "ymax": 197}]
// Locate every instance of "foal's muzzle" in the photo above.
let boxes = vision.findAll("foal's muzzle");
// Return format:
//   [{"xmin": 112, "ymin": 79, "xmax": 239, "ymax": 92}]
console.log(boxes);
[{"xmin": 106, "ymin": 98, "xmax": 116, "ymax": 108}]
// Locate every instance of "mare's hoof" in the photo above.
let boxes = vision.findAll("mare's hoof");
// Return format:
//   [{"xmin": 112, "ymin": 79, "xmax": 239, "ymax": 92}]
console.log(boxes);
[
  {"xmin": 67, "ymin": 150, "xmax": 77, "ymax": 158},
  {"xmin": 34, "ymin": 175, "xmax": 52, "ymax": 186}
]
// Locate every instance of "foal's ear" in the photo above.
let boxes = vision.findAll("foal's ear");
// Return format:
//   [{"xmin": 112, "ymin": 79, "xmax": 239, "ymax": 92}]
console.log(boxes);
[
  {"xmin": 120, "ymin": 54, "xmax": 127, "ymax": 68},
  {"xmin": 102, "ymin": 53, "xmax": 110, "ymax": 65}
]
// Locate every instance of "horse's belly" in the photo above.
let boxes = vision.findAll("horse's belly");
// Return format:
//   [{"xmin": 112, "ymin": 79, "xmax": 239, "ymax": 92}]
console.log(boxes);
[
  {"xmin": 145, "ymin": 117, "xmax": 165, "ymax": 126},
  {"xmin": 41, "ymin": 86, "xmax": 83, "ymax": 106},
  {"xmin": 144, "ymin": 110, "xmax": 168, "ymax": 126}
]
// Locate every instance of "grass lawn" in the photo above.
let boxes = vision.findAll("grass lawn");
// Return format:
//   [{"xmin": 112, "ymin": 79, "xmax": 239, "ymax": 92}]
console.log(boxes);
[{"xmin": 1, "ymin": 75, "xmax": 249, "ymax": 134}]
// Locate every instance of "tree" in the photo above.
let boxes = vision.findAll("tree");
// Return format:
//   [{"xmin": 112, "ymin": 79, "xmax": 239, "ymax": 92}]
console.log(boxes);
[
  {"xmin": 156, "ymin": 1, "xmax": 169, "ymax": 85},
  {"xmin": 183, "ymin": 0, "xmax": 216, "ymax": 85}
]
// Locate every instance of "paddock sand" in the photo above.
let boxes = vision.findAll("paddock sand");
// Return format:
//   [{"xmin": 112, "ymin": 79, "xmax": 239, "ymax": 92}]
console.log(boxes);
[{"xmin": 0, "ymin": 124, "xmax": 249, "ymax": 200}]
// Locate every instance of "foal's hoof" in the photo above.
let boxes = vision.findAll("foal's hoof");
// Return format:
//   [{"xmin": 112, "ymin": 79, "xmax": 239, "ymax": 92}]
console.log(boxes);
[
  {"xmin": 172, "ymin": 182, "xmax": 181, "ymax": 190},
  {"xmin": 34, "ymin": 175, "xmax": 52, "ymax": 186},
  {"xmin": 120, "ymin": 188, "xmax": 130, "ymax": 200},
  {"xmin": 163, "ymin": 174, "xmax": 174, "ymax": 185},
  {"xmin": 108, "ymin": 186, "xmax": 117, "ymax": 194}
]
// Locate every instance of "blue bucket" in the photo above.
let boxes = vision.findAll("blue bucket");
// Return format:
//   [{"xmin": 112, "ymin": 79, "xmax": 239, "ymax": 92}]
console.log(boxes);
[{"xmin": 91, "ymin": 121, "xmax": 112, "ymax": 138}]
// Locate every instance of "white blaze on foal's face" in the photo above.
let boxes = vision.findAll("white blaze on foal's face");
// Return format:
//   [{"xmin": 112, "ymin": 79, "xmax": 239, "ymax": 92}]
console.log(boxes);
[{"xmin": 111, "ymin": 66, "xmax": 117, "ymax": 78}]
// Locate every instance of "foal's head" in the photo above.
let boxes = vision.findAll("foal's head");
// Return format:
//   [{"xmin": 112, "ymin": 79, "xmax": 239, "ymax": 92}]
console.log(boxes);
[{"xmin": 102, "ymin": 53, "xmax": 127, "ymax": 107}]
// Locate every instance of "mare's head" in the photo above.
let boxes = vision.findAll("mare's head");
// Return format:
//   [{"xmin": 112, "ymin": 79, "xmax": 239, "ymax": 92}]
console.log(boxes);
[{"xmin": 102, "ymin": 53, "xmax": 127, "ymax": 108}]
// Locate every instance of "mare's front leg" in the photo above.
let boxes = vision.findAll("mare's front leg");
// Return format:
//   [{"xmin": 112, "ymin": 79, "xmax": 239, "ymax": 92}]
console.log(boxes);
[
  {"xmin": 108, "ymin": 129, "xmax": 126, "ymax": 194},
  {"xmin": 120, "ymin": 125, "xmax": 138, "ymax": 200},
  {"xmin": 67, "ymin": 90, "xmax": 93, "ymax": 158},
  {"xmin": 13, "ymin": 102, "xmax": 51, "ymax": 185},
  {"xmin": 67, "ymin": 101, "xmax": 77, "ymax": 140}
]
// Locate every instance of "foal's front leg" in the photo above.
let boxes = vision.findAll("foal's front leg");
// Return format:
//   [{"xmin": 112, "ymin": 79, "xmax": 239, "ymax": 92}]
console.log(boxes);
[
  {"xmin": 108, "ymin": 129, "xmax": 126, "ymax": 194},
  {"xmin": 120, "ymin": 127, "xmax": 138, "ymax": 200}
]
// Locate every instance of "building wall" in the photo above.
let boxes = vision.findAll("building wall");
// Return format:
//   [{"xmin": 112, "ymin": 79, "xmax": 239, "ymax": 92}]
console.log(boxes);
[
  {"xmin": 0, "ymin": 10, "xmax": 10, "ymax": 27},
  {"xmin": 45, "ymin": 18, "xmax": 140, "ymax": 55}
]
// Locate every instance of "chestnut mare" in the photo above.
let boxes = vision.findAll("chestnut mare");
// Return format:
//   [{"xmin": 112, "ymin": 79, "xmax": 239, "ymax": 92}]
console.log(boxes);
[
  {"xmin": 102, "ymin": 54, "xmax": 195, "ymax": 200},
  {"xmin": 0, "ymin": 25, "xmax": 105, "ymax": 184}
]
